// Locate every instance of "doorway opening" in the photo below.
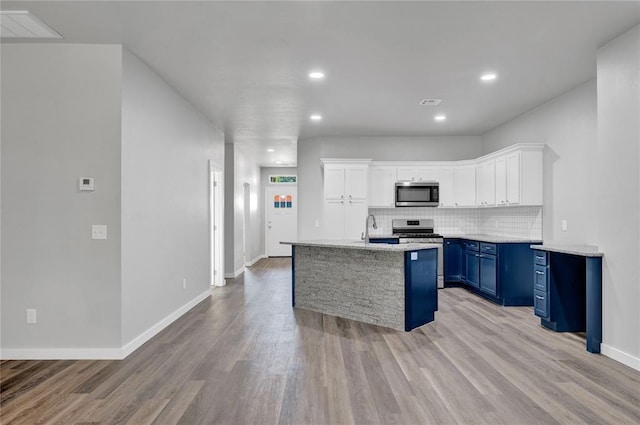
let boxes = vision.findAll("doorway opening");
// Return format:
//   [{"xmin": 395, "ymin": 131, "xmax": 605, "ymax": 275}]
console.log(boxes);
[{"xmin": 210, "ymin": 162, "xmax": 224, "ymax": 286}]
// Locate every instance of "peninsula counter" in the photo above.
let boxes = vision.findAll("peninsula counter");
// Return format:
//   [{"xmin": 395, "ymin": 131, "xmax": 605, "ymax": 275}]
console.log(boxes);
[{"xmin": 284, "ymin": 240, "xmax": 439, "ymax": 331}]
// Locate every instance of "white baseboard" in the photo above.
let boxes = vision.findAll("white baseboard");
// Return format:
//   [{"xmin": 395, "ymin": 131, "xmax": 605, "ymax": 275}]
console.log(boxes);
[
  {"xmin": 0, "ymin": 347, "xmax": 123, "ymax": 360},
  {"xmin": 246, "ymin": 254, "xmax": 267, "ymax": 267},
  {"xmin": 0, "ymin": 290, "xmax": 212, "ymax": 361},
  {"xmin": 224, "ymin": 267, "xmax": 244, "ymax": 279},
  {"xmin": 120, "ymin": 289, "xmax": 211, "ymax": 358},
  {"xmin": 601, "ymin": 344, "xmax": 640, "ymax": 371}
]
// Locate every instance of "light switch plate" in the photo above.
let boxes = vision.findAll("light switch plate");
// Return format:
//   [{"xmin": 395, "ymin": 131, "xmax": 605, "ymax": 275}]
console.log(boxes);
[
  {"xmin": 411, "ymin": 252, "xmax": 418, "ymax": 261},
  {"xmin": 92, "ymin": 225, "xmax": 107, "ymax": 240},
  {"xmin": 26, "ymin": 308, "xmax": 37, "ymax": 324},
  {"xmin": 561, "ymin": 220, "xmax": 568, "ymax": 231}
]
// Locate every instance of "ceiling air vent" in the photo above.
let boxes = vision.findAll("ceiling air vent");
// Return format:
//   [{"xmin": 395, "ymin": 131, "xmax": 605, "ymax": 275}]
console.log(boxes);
[
  {"xmin": 0, "ymin": 11, "xmax": 62, "ymax": 39},
  {"xmin": 419, "ymin": 99, "xmax": 443, "ymax": 106}
]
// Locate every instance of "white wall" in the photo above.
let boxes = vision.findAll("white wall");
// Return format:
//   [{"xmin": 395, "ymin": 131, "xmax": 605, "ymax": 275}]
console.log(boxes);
[
  {"xmin": 224, "ymin": 142, "xmax": 264, "ymax": 277},
  {"xmin": 1, "ymin": 44, "xmax": 123, "ymax": 352},
  {"xmin": 224, "ymin": 142, "xmax": 237, "ymax": 276},
  {"xmin": 482, "ymin": 80, "xmax": 597, "ymax": 244},
  {"xmin": 297, "ymin": 135, "xmax": 482, "ymax": 239},
  {"xmin": 596, "ymin": 25, "xmax": 640, "ymax": 369},
  {"xmin": 234, "ymin": 144, "xmax": 263, "ymax": 267},
  {"xmin": 120, "ymin": 49, "xmax": 224, "ymax": 345}
]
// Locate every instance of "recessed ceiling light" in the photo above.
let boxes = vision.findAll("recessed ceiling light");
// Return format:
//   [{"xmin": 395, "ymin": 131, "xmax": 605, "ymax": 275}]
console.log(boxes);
[
  {"xmin": 266, "ymin": 148, "xmax": 275, "ymax": 152},
  {"xmin": 309, "ymin": 71, "xmax": 325, "ymax": 79},
  {"xmin": 434, "ymin": 114, "xmax": 447, "ymax": 122},
  {"xmin": 276, "ymin": 161, "xmax": 283, "ymax": 164},
  {"xmin": 310, "ymin": 114, "xmax": 322, "ymax": 121},
  {"xmin": 481, "ymin": 73, "xmax": 497, "ymax": 81}
]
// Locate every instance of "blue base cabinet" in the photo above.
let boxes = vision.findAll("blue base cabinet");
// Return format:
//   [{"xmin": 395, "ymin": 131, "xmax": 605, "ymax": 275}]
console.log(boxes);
[
  {"xmin": 404, "ymin": 248, "xmax": 438, "ymax": 331},
  {"xmin": 464, "ymin": 241, "xmax": 480, "ymax": 289},
  {"xmin": 445, "ymin": 238, "xmax": 535, "ymax": 306},
  {"xmin": 533, "ymin": 251, "xmax": 586, "ymax": 331},
  {"xmin": 444, "ymin": 239, "xmax": 463, "ymax": 281},
  {"xmin": 532, "ymin": 249, "xmax": 602, "ymax": 353}
]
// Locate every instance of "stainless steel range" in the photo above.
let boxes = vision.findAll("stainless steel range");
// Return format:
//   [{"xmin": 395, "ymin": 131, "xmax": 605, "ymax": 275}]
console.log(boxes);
[{"xmin": 392, "ymin": 219, "xmax": 444, "ymax": 288}]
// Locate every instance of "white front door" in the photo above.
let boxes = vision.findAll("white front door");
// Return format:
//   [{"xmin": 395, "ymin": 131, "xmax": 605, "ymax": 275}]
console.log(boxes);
[{"xmin": 266, "ymin": 187, "xmax": 297, "ymax": 257}]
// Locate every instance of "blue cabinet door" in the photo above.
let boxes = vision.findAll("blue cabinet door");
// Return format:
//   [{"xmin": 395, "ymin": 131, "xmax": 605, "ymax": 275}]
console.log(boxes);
[
  {"xmin": 465, "ymin": 250, "xmax": 480, "ymax": 289},
  {"xmin": 479, "ymin": 254, "xmax": 497, "ymax": 296},
  {"xmin": 444, "ymin": 239, "xmax": 462, "ymax": 281}
]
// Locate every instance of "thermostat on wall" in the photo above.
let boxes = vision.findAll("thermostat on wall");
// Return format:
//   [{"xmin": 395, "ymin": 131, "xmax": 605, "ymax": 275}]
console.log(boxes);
[{"xmin": 79, "ymin": 177, "xmax": 95, "ymax": 191}]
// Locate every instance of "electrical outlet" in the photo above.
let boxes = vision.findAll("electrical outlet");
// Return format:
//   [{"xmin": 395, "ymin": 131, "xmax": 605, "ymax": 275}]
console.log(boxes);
[
  {"xmin": 183, "ymin": 278, "xmax": 187, "ymax": 289},
  {"xmin": 92, "ymin": 225, "xmax": 107, "ymax": 240},
  {"xmin": 26, "ymin": 309, "xmax": 37, "ymax": 324},
  {"xmin": 561, "ymin": 220, "xmax": 568, "ymax": 232}
]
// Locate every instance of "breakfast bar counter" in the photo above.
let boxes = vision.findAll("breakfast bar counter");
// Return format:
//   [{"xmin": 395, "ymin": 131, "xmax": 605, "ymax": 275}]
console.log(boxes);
[{"xmin": 284, "ymin": 240, "xmax": 439, "ymax": 331}]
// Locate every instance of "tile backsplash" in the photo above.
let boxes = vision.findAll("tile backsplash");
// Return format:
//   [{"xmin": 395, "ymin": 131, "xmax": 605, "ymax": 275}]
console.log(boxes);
[{"xmin": 369, "ymin": 206, "xmax": 542, "ymax": 239}]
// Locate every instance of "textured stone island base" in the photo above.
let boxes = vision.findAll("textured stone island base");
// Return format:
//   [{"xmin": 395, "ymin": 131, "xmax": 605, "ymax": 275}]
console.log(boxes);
[{"xmin": 294, "ymin": 245, "xmax": 406, "ymax": 330}]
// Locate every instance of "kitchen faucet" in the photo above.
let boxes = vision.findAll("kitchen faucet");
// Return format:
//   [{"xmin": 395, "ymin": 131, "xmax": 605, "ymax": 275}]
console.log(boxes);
[{"xmin": 362, "ymin": 214, "xmax": 378, "ymax": 244}]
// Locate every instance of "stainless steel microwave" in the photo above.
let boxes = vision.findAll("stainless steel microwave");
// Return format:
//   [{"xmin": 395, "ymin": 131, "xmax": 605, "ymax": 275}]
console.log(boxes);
[{"xmin": 395, "ymin": 181, "xmax": 439, "ymax": 207}]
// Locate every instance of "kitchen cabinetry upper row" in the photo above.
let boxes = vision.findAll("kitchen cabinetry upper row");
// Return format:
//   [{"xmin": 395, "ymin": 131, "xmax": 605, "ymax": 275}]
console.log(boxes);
[{"xmin": 369, "ymin": 144, "xmax": 543, "ymax": 208}]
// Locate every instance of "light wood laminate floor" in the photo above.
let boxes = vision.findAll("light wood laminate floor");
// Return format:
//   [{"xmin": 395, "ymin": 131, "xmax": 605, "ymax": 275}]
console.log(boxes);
[{"xmin": 1, "ymin": 258, "xmax": 639, "ymax": 424}]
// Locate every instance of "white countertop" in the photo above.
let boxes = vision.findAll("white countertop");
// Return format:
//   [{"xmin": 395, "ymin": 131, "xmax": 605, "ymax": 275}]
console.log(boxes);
[
  {"xmin": 447, "ymin": 234, "xmax": 543, "ymax": 244},
  {"xmin": 530, "ymin": 244, "xmax": 604, "ymax": 257},
  {"xmin": 368, "ymin": 233, "xmax": 542, "ymax": 243},
  {"xmin": 282, "ymin": 240, "xmax": 440, "ymax": 252}
]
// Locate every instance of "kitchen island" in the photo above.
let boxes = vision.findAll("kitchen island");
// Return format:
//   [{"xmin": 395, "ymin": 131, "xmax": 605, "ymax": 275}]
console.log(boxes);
[{"xmin": 284, "ymin": 240, "xmax": 439, "ymax": 331}]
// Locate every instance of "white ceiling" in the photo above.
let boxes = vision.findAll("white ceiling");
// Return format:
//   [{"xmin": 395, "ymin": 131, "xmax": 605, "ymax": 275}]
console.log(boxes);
[{"xmin": 2, "ymin": 1, "xmax": 639, "ymax": 166}]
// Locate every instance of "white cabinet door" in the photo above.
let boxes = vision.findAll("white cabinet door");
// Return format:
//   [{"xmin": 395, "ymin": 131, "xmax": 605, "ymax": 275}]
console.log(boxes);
[
  {"xmin": 369, "ymin": 166, "xmax": 396, "ymax": 208},
  {"xmin": 453, "ymin": 165, "xmax": 476, "ymax": 207},
  {"xmin": 324, "ymin": 199, "xmax": 345, "ymax": 239},
  {"xmin": 324, "ymin": 167, "xmax": 345, "ymax": 199},
  {"xmin": 415, "ymin": 167, "xmax": 440, "ymax": 182},
  {"xmin": 346, "ymin": 166, "xmax": 368, "ymax": 199},
  {"xmin": 477, "ymin": 160, "xmax": 496, "ymax": 207},
  {"xmin": 506, "ymin": 152, "xmax": 521, "ymax": 204},
  {"xmin": 345, "ymin": 199, "xmax": 368, "ymax": 240},
  {"xmin": 396, "ymin": 167, "xmax": 416, "ymax": 181},
  {"xmin": 495, "ymin": 156, "xmax": 507, "ymax": 205},
  {"xmin": 437, "ymin": 167, "xmax": 454, "ymax": 207}
]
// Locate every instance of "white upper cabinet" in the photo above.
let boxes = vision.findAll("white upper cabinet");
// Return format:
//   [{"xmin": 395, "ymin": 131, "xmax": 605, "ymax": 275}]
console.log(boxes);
[
  {"xmin": 453, "ymin": 165, "xmax": 476, "ymax": 207},
  {"xmin": 494, "ymin": 150, "xmax": 543, "ymax": 206},
  {"xmin": 396, "ymin": 167, "xmax": 416, "ymax": 181},
  {"xmin": 476, "ymin": 160, "xmax": 496, "ymax": 207},
  {"xmin": 438, "ymin": 167, "xmax": 454, "ymax": 207},
  {"xmin": 324, "ymin": 167, "xmax": 346, "ymax": 199},
  {"xmin": 346, "ymin": 166, "xmax": 368, "ymax": 200},
  {"xmin": 369, "ymin": 165, "xmax": 396, "ymax": 208},
  {"xmin": 323, "ymin": 161, "xmax": 368, "ymax": 200},
  {"xmin": 495, "ymin": 156, "xmax": 507, "ymax": 205},
  {"xmin": 506, "ymin": 152, "xmax": 522, "ymax": 204},
  {"xmin": 321, "ymin": 159, "xmax": 371, "ymax": 239}
]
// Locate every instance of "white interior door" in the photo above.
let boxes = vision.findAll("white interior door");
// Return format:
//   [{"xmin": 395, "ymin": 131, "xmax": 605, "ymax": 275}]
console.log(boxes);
[{"xmin": 266, "ymin": 187, "xmax": 297, "ymax": 256}]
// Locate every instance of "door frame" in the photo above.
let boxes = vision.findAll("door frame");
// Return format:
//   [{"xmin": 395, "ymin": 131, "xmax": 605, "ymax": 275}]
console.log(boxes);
[
  {"xmin": 209, "ymin": 161, "xmax": 225, "ymax": 286},
  {"xmin": 264, "ymin": 185, "xmax": 298, "ymax": 257}
]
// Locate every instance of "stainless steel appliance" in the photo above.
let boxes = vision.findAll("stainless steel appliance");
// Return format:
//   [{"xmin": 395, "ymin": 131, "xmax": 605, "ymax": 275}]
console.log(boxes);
[
  {"xmin": 392, "ymin": 218, "xmax": 444, "ymax": 288},
  {"xmin": 395, "ymin": 181, "xmax": 439, "ymax": 207}
]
